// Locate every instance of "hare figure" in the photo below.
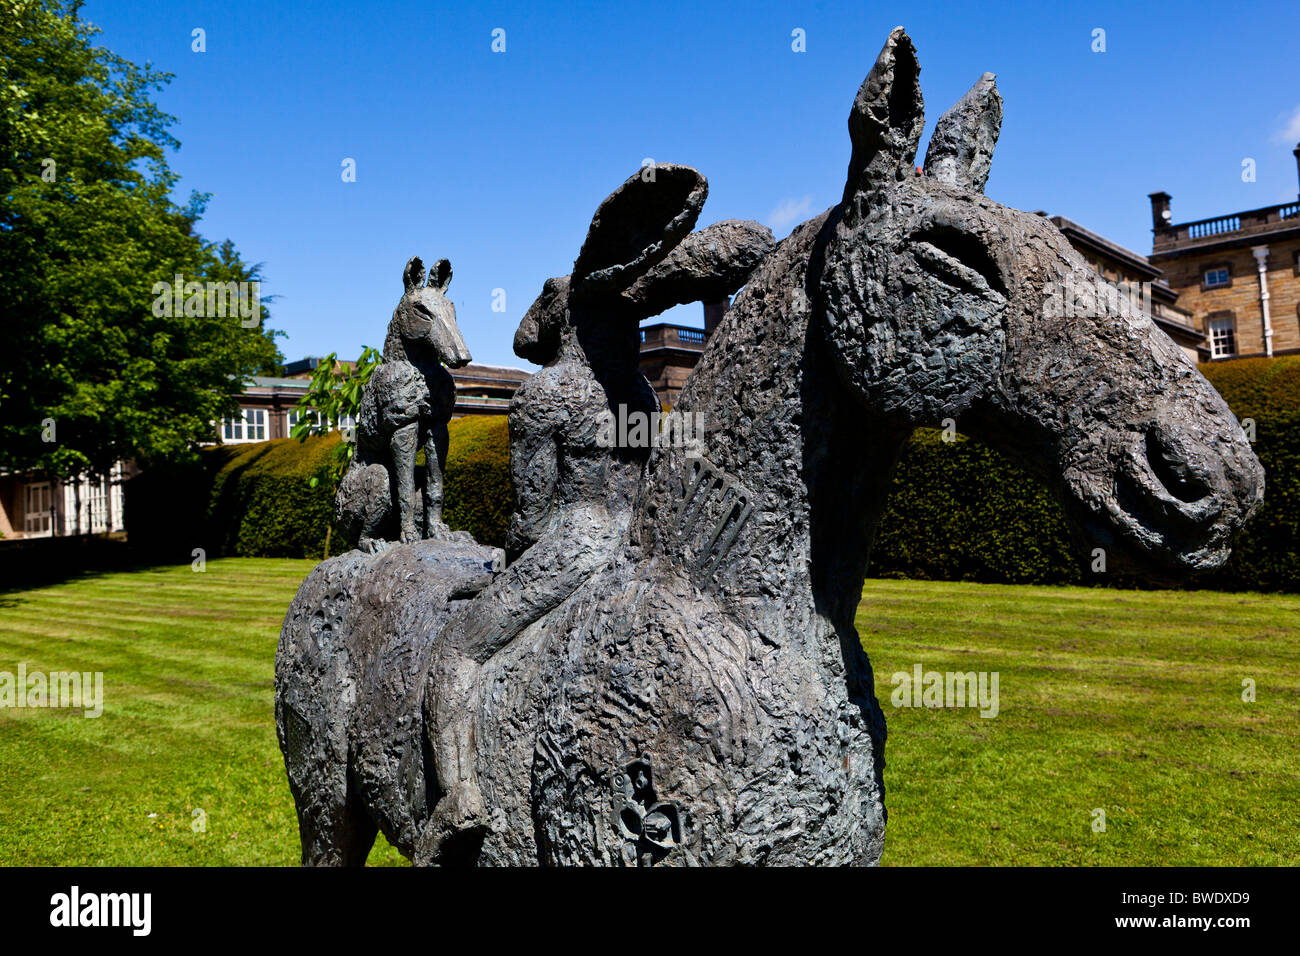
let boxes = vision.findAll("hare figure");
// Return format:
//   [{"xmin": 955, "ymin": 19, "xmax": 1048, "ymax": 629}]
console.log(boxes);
[
  {"xmin": 337, "ymin": 256, "xmax": 473, "ymax": 552},
  {"xmin": 419, "ymin": 166, "xmax": 775, "ymax": 862}
]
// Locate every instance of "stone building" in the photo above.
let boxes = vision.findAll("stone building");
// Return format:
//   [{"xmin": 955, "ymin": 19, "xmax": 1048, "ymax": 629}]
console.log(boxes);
[
  {"xmin": 638, "ymin": 299, "xmax": 729, "ymax": 405},
  {"xmin": 216, "ymin": 359, "xmax": 532, "ymax": 446},
  {"xmin": 1045, "ymin": 214, "xmax": 1204, "ymax": 361},
  {"xmin": 0, "ymin": 466, "xmax": 130, "ymax": 541},
  {"xmin": 1148, "ymin": 144, "xmax": 1300, "ymax": 360}
]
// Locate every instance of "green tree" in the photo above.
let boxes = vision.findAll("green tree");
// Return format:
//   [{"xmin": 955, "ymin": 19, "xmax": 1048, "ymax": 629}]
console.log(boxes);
[
  {"xmin": 0, "ymin": 0, "xmax": 282, "ymax": 480},
  {"xmin": 290, "ymin": 348, "xmax": 383, "ymax": 486}
]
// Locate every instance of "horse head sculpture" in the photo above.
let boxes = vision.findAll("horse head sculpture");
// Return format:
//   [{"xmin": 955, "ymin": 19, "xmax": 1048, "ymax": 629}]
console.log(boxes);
[
  {"xmin": 819, "ymin": 29, "xmax": 1262, "ymax": 575},
  {"xmin": 385, "ymin": 255, "xmax": 472, "ymax": 371}
]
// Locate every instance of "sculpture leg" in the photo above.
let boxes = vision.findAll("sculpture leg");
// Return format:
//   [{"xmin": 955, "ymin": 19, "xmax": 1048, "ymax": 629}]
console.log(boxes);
[
  {"xmin": 390, "ymin": 422, "xmax": 420, "ymax": 544},
  {"xmin": 413, "ymin": 653, "xmax": 488, "ymax": 867},
  {"xmin": 423, "ymin": 420, "xmax": 450, "ymax": 537},
  {"xmin": 297, "ymin": 779, "xmax": 380, "ymax": 867}
]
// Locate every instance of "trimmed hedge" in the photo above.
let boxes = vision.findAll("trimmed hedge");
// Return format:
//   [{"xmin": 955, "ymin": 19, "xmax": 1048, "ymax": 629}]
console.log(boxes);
[
  {"xmin": 442, "ymin": 414, "xmax": 514, "ymax": 549},
  {"xmin": 126, "ymin": 433, "xmax": 341, "ymax": 561},
  {"xmin": 868, "ymin": 429, "xmax": 1085, "ymax": 586},
  {"xmin": 128, "ymin": 357, "xmax": 1297, "ymax": 591},
  {"xmin": 1198, "ymin": 358, "xmax": 1300, "ymax": 591},
  {"xmin": 207, "ymin": 435, "xmax": 342, "ymax": 558},
  {"xmin": 867, "ymin": 356, "xmax": 1300, "ymax": 592},
  {"xmin": 126, "ymin": 416, "xmax": 514, "ymax": 560}
]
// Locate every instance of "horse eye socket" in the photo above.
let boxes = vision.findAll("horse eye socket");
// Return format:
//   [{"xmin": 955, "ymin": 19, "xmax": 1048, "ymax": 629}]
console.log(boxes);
[{"xmin": 912, "ymin": 225, "xmax": 1007, "ymax": 297}]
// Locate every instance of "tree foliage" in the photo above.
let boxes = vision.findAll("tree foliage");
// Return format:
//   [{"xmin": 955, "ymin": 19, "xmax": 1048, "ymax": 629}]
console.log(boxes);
[
  {"xmin": 289, "ymin": 348, "xmax": 383, "ymax": 485},
  {"xmin": 0, "ymin": 0, "xmax": 282, "ymax": 479}
]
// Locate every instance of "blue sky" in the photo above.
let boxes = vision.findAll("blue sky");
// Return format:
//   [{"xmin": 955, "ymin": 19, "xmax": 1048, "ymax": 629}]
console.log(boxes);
[{"xmin": 84, "ymin": 0, "xmax": 1300, "ymax": 370}]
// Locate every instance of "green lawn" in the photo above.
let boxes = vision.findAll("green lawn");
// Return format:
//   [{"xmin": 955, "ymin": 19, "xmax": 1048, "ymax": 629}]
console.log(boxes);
[
  {"xmin": 860, "ymin": 579, "xmax": 1300, "ymax": 865},
  {"xmin": 0, "ymin": 559, "xmax": 1295, "ymax": 865},
  {"xmin": 0, "ymin": 558, "xmax": 405, "ymax": 867}
]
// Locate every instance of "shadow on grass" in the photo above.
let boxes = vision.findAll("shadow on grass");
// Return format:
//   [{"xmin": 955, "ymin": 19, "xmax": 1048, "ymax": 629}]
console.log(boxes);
[{"xmin": 0, "ymin": 535, "xmax": 196, "ymax": 596}]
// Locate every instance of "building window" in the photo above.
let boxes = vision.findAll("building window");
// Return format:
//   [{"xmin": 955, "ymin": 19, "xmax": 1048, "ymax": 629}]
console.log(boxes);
[
  {"xmin": 1208, "ymin": 314, "xmax": 1237, "ymax": 358},
  {"xmin": 282, "ymin": 408, "xmax": 350, "ymax": 435},
  {"xmin": 221, "ymin": 415, "xmax": 242, "ymax": 442},
  {"xmin": 24, "ymin": 482, "xmax": 53, "ymax": 536},
  {"xmin": 221, "ymin": 408, "xmax": 267, "ymax": 443},
  {"xmin": 1203, "ymin": 266, "xmax": 1231, "ymax": 289},
  {"xmin": 88, "ymin": 478, "xmax": 108, "ymax": 533}
]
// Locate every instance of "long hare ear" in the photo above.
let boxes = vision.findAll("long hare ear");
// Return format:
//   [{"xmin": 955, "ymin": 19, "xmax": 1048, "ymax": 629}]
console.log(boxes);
[
  {"xmin": 427, "ymin": 258, "xmax": 452, "ymax": 294},
  {"xmin": 923, "ymin": 72, "xmax": 1002, "ymax": 194},
  {"xmin": 570, "ymin": 164, "xmax": 707, "ymax": 301},
  {"xmin": 843, "ymin": 26, "xmax": 925, "ymax": 201},
  {"xmin": 402, "ymin": 256, "xmax": 425, "ymax": 293},
  {"xmin": 621, "ymin": 219, "xmax": 775, "ymax": 320}
]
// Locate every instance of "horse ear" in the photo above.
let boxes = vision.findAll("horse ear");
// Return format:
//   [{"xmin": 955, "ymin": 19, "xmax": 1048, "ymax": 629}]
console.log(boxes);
[
  {"xmin": 403, "ymin": 256, "xmax": 425, "ymax": 293},
  {"xmin": 923, "ymin": 72, "xmax": 1002, "ymax": 193},
  {"xmin": 570, "ymin": 164, "xmax": 707, "ymax": 300},
  {"xmin": 621, "ymin": 219, "xmax": 775, "ymax": 320},
  {"xmin": 844, "ymin": 26, "xmax": 925, "ymax": 198},
  {"xmin": 428, "ymin": 258, "xmax": 452, "ymax": 293}
]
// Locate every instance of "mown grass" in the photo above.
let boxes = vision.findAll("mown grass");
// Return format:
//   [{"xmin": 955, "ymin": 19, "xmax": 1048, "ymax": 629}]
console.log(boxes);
[
  {"xmin": 861, "ymin": 579, "xmax": 1300, "ymax": 865},
  {"xmin": 0, "ymin": 558, "xmax": 405, "ymax": 867},
  {"xmin": 0, "ymin": 560, "xmax": 1295, "ymax": 865}
]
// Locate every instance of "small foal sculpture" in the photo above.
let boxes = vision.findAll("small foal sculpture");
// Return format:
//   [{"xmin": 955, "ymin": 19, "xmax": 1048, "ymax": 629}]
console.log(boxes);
[{"xmin": 337, "ymin": 256, "xmax": 472, "ymax": 552}]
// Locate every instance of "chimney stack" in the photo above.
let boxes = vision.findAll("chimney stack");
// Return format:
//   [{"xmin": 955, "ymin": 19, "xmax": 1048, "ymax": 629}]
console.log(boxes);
[
  {"xmin": 1294, "ymin": 143, "xmax": 1300, "ymax": 199},
  {"xmin": 703, "ymin": 297, "xmax": 730, "ymax": 335},
  {"xmin": 1148, "ymin": 191, "xmax": 1172, "ymax": 232}
]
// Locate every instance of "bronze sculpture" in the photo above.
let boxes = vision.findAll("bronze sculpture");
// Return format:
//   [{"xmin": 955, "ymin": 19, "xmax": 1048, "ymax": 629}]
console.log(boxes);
[
  {"xmin": 336, "ymin": 256, "xmax": 472, "ymax": 552},
  {"xmin": 277, "ymin": 28, "xmax": 1263, "ymax": 866}
]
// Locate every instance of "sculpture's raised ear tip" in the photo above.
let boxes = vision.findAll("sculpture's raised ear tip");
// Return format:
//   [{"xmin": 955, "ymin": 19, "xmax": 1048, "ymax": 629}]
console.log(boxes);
[
  {"xmin": 886, "ymin": 26, "xmax": 917, "ymax": 54},
  {"xmin": 429, "ymin": 257, "xmax": 452, "ymax": 293},
  {"xmin": 403, "ymin": 255, "xmax": 425, "ymax": 291},
  {"xmin": 570, "ymin": 164, "xmax": 707, "ymax": 298},
  {"xmin": 921, "ymin": 68, "xmax": 1004, "ymax": 193},
  {"xmin": 844, "ymin": 27, "xmax": 925, "ymax": 194}
]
